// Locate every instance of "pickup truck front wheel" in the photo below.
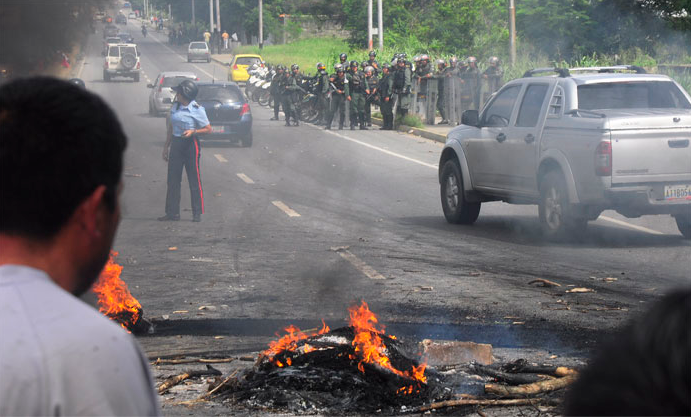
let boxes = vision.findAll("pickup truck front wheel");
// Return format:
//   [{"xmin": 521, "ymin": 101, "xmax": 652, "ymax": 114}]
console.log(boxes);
[
  {"xmin": 440, "ymin": 159, "xmax": 480, "ymax": 224},
  {"xmin": 674, "ymin": 214, "xmax": 691, "ymax": 239},
  {"xmin": 539, "ymin": 171, "xmax": 587, "ymax": 238}
]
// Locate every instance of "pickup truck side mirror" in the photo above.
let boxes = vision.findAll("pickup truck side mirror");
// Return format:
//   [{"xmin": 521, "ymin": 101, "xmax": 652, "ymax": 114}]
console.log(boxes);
[{"xmin": 461, "ymin": 110, "xmax": 479, "ymax": 127}]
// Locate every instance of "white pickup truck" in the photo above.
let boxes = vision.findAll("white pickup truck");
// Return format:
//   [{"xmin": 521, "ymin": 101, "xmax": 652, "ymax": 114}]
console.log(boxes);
[{"xmin": 439, "ymin": 66, "xmax": 691, "ymax": 238}]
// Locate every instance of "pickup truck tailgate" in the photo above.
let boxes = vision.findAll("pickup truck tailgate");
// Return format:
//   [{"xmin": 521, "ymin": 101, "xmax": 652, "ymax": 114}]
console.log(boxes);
[{"xmin": 608, "ymin": 110, "xmax": 691, "ymax": 184}]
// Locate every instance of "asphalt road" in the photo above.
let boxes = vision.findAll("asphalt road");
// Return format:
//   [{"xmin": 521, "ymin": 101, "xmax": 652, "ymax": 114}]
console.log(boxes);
[{"xmin": 82, "ymin": 20, "xmax": 689, "ymax": 391}]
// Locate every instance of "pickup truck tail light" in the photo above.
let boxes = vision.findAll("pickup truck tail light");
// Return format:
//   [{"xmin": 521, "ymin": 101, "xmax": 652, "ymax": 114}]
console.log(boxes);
[
  {"xmin": 233, "ymin": 64, "xmax": 238, "ymax": 70},
  {"xmin": 104, "ymin": 61, "xmax": 109, "ymax": 69},
  {"xmin": 240, "ymin": 103, "xmax": 250, "ymax": 116},
  {"xmin": 158, "ymin": 76, "xmax": 164, "ymax": 92},
  {"xmin": 136, "ymin": 62, "xmax": 140, "ymax": 69},
  {"xmin": 595, "ymin": 141, "xmax": 612, "ymax": 176}
]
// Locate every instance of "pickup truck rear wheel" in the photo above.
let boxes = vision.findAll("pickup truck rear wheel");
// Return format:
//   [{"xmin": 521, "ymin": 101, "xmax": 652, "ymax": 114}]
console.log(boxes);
[
  {"xmin": 674, "ymin": 214, "xmax": 691, "ymax": 239},
  {"xmin": 539, "ymin": 171, "xmax": 587, "ymax": 238},
  {"xmin": 440, "ymin": 159, "xmax": 480, "ymax": 224}
]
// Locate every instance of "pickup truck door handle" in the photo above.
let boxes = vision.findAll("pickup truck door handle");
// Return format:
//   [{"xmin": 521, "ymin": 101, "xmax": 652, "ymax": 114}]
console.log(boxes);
[
  {"xmin": 668, "ymin": 139, "xmax": 689, "ymax": 148},
  {"xmin": 496, "ymin": 133, "xmax": 507, "ymax": 143},
  {"xmin": 524, "ymin": 134, "xmax": 535, "ymax": 144}
]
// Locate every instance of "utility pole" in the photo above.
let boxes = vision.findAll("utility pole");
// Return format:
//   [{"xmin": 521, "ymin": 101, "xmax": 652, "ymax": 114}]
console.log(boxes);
[
  {"xmin": 377, "ymin": 0, "xmax": 383, "ymax": 50},
  {"xmin": 192, "ymin": 0, "xmax": 196, "ymax": 26},
  {"xmin": 509, "ymin": 0, "xmax": 516, "ymax": 66},
  {"xmin": 367, "ymin": 0, "xmax": 373, "ymax": 50},
  {"xmin": 215, "ymin": 0, "xmax": 221, "ymax": 32},
  {"xmin": 258, "ymin": 0, "xmax": 263, "ymax": 49},
  {"xmin": 209, "ymin": 0, "xmax": 214, "ymax": 31}
]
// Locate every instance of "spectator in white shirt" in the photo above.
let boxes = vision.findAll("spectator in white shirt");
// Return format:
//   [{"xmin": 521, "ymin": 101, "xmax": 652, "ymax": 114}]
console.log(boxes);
[{"xmin": 0, "ymin": 77, "xmax": 160, "ymax": 416}]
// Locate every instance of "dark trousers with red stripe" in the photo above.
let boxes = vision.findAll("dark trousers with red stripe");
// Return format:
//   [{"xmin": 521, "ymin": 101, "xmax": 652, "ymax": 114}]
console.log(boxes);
[{"xmin": 165, "ymin": 136, "xmax": 204, "ymax": 216}]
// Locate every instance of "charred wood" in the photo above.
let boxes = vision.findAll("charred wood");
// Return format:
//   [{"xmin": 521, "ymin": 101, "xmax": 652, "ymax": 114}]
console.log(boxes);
[
  {"xmin": 485, "ymin": 374, "xmax": 577, "ymax": 397},
  {"xmin": 418, "ymin": 397, "xmax": 561, "ymax": 412},
  {"xmin": 157, "ymin": 365, "xmax": 222, "ymax": 394}
]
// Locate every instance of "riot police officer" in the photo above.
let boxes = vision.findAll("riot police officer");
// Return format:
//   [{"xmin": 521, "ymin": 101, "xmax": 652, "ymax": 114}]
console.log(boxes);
[
  {"xmin": 483, "ymin": 56, "xmax": 504, "ymax": 104},
  {"xmin": 378, "ymin": 63, "xmax": 394, "ymax": 130},
  {"xmin": 315, "ymin": 62, "xmax": 330, "ymax": 125},
  {"xmin": 366, "ymin": 50, "xmax": 379, "ymax": 75},
  {"xmin": 393, "ymin": 57, "xmax": 412, "ymax": 118},
  {"xmin": 283, "ymin": 64, "xmax": 302, "ymax": 126},
  {"xmin": 270, "ymin": 65, "xmax": 285, "ymax": 121},
  {"xmin": 339, "ymin": 53, "xmax": 348, "ymax": 66},
  {"xmin": 159, "ymin": 80, "xmax": 211, "ymax": 222},
  {"xmin": 461, "ymin": 56, "xmax": 481, "ymax": 110},
  {"xmin": 435, "ymin": 59, "xmax": 450, "ymax": 124},
  {"xmin": 363, "ymin": 66, "xmax": 378, "ymax": 127},
  {"xmin": 347, "ymin": 60, "xmax": 370, "ymax": 130},
  {"xmin": 324, "ymin": 64, "xmax": 350, "ymax": 130}
]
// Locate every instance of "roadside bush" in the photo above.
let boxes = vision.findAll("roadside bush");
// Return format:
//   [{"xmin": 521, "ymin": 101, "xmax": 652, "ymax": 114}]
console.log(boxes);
[{"xmin": 396, "ymin": 114, "xmax": 423, "ymax": 128}]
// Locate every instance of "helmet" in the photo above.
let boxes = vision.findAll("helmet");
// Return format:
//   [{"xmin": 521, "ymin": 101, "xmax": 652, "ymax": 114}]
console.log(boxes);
[
  {"xmin": 413, "ymin": 55, "xmax": 420, "ymax": 63},
  {"xmin": 317, "ymin": 62, "xmax": 325, "ymax": 70},
  {"xmin": 466, "ymin": 56, "xmax": 477, "ymax": 64},
  {"xmin": 391, "ymin": 58, "xmax": 398, "ymax": 66},
  {"xmin": 364, "ymin": 66, "xmax": 374, "ymax": 74},
  {"xmin": 369, "ymin": 50, "xmax": 376, "ymax": 57},
  {"xmin": 420, "ymin": 54, "xmax": 429, "ymax": 62},
  {"xmin": 382, "ymin": 63, "xmax": 390, "ymax": 70},
  {"xmin": 449, "ymin": 56, "xmax": 459, "ymax": 65},
  {"xmin": 399, "ymin": 52, "xmax": 407, "ymax": 59},
  {"xmin": 335, "ymin": 63, "xmax": 345, "ymax": 72},
  {"xmin": 361, "ymin": 61, "xmax": 368, "ymax": 69},
  {"xmin": 436, "ymin": 58, "xmax": 446, "ymax": 67},
  {"xmin": 489, "ymin": 56, "xmax": 500, "ymax": 65},
  {"xmin": 339, "ymin": 53, "xmax": 348, "ymax": 61},
  {"xmin": 277, "ymin": 64, "xmax": 285, "ymax": 71},
  {"xmin": 291, "ymin": 64, "xmax": 299, "ymax": 71},
  {"xmin": 349, "ymin": 60, "xmax": 358, "ymax": 68},
  {"xmin": 172, "ymin": 79, "xmax": 198, "ymax": 101},
  {"xmin": 68, "ymin": 78, "xmax": 86, "ymax": 88}
]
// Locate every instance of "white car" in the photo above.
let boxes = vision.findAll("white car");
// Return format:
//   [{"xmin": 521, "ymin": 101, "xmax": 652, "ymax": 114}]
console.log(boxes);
[
  {"xmin": 187, "ymin": 42, "xmax": 210, "ymax": 63},
  {"xmin": 147, "ymin": 71, "xmax": 198, "ymax": 115},
  {"xmin": 128, "ymin": 12, "xmax": 136, "ymax": 19},
  {"xmin": 103, "ymin": 43, "xmax": 141, "ymax": 82}
]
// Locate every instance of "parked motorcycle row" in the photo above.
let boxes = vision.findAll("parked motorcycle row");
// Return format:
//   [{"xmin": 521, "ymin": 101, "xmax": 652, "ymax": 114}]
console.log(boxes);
[{"xmin": 243, "ymin": 64, "xmax": 321, "ymax": 123}]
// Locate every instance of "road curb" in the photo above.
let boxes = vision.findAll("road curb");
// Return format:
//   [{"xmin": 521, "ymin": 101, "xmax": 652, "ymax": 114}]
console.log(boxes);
[
  {"xmin": 211, "ymin": 56, "xmax": 230, "ymax": 66},
  {"xmin": 371, "ymin": 117, "xmax": 447, "ymax": 143}
]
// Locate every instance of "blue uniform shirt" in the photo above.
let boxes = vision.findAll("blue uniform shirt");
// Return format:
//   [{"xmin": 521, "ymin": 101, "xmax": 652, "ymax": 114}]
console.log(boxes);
[{"xmin": 169, "ymin": 100, "xmax": 210, "ymax": 137}]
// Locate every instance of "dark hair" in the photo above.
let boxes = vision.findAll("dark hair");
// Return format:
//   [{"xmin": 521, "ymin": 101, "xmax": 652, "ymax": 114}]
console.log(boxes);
[
  {"xmin": 565, "ymin": 288, "xmax": 691, "ymax": 415},
  {"xmin": 0, "ymin": 77, "xmax": 127, "ymax": 239}
]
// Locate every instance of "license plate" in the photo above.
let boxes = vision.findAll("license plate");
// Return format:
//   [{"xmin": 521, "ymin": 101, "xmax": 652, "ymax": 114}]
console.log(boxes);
[
  {"xmin": 211, "ymin": 125, "xmax": 225, "ymax": 133},
  {"xmin": 664, "ymin": 184, "xmax": 691, "ymax": 201}
]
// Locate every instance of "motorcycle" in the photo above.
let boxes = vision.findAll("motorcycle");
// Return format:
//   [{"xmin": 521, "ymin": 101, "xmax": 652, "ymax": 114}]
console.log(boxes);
[{"xmin": 141, "ymin": 26, "xmax": 147, "ymax": 37}]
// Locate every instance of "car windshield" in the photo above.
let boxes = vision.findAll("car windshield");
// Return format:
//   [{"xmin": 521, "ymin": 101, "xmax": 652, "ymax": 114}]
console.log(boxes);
[
  {"xmin": 235, "ymin": 57, "xmax": 261, "ymax": 66},
  {"xmin": 162, "ymin": 75, "xmax": 195, "ymax": 87},
  {"xmin": 190, "ymin": 43, "xmax": 207, "ymax": 50},
  {"xmin": 578, "ymin": 81, "xmax": 691, "ymax": 110},
  {"xmin": 196, "ymin": 85, "xmax": 242, "ymax": 102}
]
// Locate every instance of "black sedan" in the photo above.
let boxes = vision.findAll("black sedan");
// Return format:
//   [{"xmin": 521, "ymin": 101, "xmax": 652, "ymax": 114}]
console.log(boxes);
[{"xmin": 195, "ymin": 82, "xmax": 253, "ymax": 147}]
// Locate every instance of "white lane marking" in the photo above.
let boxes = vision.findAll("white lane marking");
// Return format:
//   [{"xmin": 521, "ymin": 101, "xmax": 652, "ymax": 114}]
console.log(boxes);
[
  {"xmin": 272, "ymin": 200, "xmax": 301, "ymax": 217},
  {"xmin": 336, "ymin": 249, "xmax": 386, "ymax": 280},
  {"xmin": 147, "ymin": 30, "xmax": 219, "ymax": 80},
  {"xmin": 599, "ymin": 215, "xmax": 664, "ymax": 235},
  {"xmin": 314, "ymin": 125, "xmax": 438, "ymax": 170},
  {"xmin": 237, "ymin": 173, "xmax": 255, "ymax": 184},
  {"xmin": 214, "ymin": 154, "xmax": 228, "ymax": 162},
  {"xmin": 76, "ymin": 56, "xmax": 87, "ymax": 79}
]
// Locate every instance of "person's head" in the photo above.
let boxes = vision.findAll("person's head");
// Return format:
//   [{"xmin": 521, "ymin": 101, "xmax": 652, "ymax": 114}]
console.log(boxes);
[
  {"xmin": 0, "ymin": 77, "xmax": 127, "ymax": 294},
  {"xmin": 382, "ymin": 63, "xmax": 390, "ymax": 74},
  {"xmin": 466, "ymin": 56, "xmax": 477, "ymax": 68},
  {"xmin": 565, "ymin": 288, "xmax": 691, "ymax": 415},
  {"xmin": 335, "ymin": 64, "xmax": 345, "ymax": 77},
  {"xmin": 291, "ymin": 64, "xmax": 299, "ymax": 74},
  {"xmin": 397, "ymin": 58, "xmax": 405, "ymax": 68},
  {"xmin": 350, "ymin": 60, "xmax": 358, "ymax": 71},
  {"xmin": 172, "ymin": 79, "xmax": 198, "ymax": 105},
  {"xmin": 449, "ymin": 56, "xmax": 458, "ymax": 68},
  {"xmin": 339, "ymin": 53, "xmax": 347, "ymax": 63},
  {"xmin": 364, "ymin": 66, "xmax": 374, "ymax": 77},
  {"xmin": 369, "ymin": 50, "xmax": 376, "ymax": 59},
  {"xmin": 420, "ymin": 54, "xmax": 429, "ymax": 65},
  {"xmin": 436, "ymin": 58, "xmax": 446, "ymax": 70},
  {"xmin": 316, "ymin": 62, "xmax": 325, "ymax": 71},
  {"xmin": 489, "ymin": 56, "xmax": 500, "ymax": 67}
]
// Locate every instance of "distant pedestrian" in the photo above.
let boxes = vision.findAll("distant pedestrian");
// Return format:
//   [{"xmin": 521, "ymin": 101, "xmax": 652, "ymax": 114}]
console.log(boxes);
[
  {"xmin": 159, "ymin": 80, "xmax": 212, "ymax": 223},
  {"xmin": 203, "ymin": 29, "xmax": 211, "ymax": 46},
  {"xmin": 0, "ymin": 76, "xmax": 160, "ymax": 416},
  {"xmin": 222, "ymin": 30, "xmax": 229, "ymax": 50}
]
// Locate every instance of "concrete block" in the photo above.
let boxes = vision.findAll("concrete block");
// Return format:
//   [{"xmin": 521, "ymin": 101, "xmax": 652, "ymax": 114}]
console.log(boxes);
[{"xmin": 420, "ymin": 339, "xmax": 494, "ymax": 366}]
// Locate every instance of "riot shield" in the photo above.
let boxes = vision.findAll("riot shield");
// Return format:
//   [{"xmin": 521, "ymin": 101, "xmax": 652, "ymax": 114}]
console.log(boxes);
[{"xmin": 425, "ymin": 78, "xmax": 438, "ymax": 125}]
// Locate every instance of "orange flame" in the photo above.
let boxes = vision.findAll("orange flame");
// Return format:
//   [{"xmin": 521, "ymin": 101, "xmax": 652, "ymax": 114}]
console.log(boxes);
[
  {"xmin": 91, "ymin": 251, "xmax": 142, "ymax": 331},
  {"xmin": 348, "ymin": 301, "xmax": 427, "ymax": 384},
  {"xmin": 263, "ymin": 320, "xmax": 330, "ymax": 359}
]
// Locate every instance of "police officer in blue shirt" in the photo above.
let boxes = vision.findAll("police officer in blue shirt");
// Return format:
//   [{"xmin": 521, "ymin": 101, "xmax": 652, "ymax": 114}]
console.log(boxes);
[{"xmin": 158, "ymin": 80, "xmax": 211, "ymax": 222}]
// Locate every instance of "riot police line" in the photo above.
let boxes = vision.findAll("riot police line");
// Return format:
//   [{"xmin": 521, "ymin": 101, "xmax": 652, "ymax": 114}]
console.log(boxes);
[{"xmin": 254, "ymin": 53, "xmax": 504, "ymax": 129}]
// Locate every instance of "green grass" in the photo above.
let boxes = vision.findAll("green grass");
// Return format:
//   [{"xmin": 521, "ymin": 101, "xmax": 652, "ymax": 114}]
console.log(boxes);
[
  {"xmin": 234, "ymin": 37, "xmax": 349, "ymax": 75},
  {"xmin": 397, "ymin": 114, "xmax": 423, "ymax": 128}
]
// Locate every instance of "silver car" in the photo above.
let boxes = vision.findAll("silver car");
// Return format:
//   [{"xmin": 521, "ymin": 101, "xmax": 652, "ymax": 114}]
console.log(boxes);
[
  {"xmin": 187, "ymin": 42, "xmax": 210, "ymax": 63},
  {"xmin": 147, "ymin": 71, "xmax": 198, "ymax": 116}
]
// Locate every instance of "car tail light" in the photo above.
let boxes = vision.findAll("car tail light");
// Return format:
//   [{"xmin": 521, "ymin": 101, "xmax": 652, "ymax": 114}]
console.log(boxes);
[
  {"xmin": 595, "ymin": 141, "xmax": 612, "ymax": 176},
  {"xmin": 196, "ymin": 77, "xmax": 199, "ymax": 81},
  {"xmin": 240, "ymin": 103, "xmax": 250, "ymax": 116},
  {"xmin": 233, "ymin": 64, "xmax": 238, "ymax": 70},
  {"xmin": 136, "ymin": 62, "xmax": 140, "ymax": 69},
  {"xmin": 104, "ymin": 61, "xmax": 109, "ymax": 69},
  {"xmin": 158, "ymin": 76, "xmax": 164, "ymax": 92}
]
